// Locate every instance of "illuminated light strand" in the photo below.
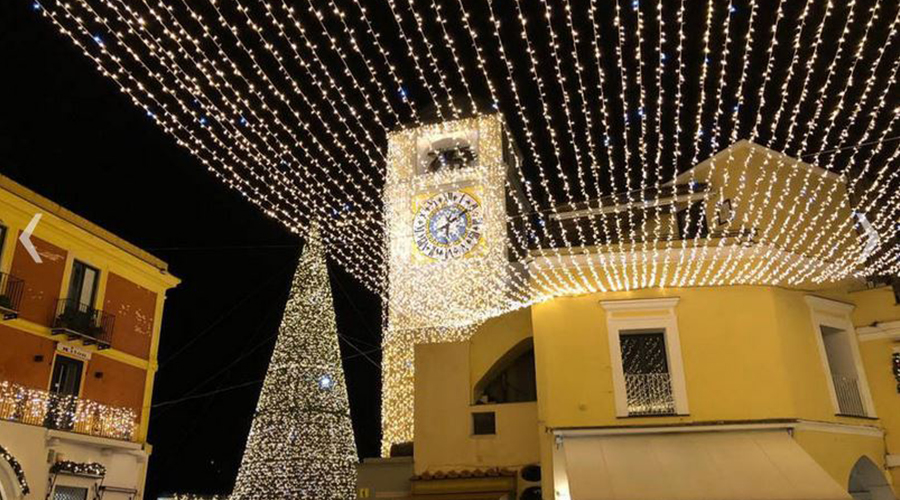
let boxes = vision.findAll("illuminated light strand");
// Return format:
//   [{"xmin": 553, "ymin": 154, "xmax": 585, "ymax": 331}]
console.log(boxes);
[
  {"xmin": 558, "ymin": 0, "xmax": 618, "ymax": 292},
  {"xmin": 401, "ymin": 0, "xmax": 465, "ymax": 119},
  {"xmin": 646, "ymin": 0, "xmax": 667, "ymax": 288},
  {"xmin": 226, "ymin": 0, "xmax": 387, "ymax": 195},
  {"xmin": 701, "ymin": 0, "xmax": 760, "ymax": 287},
  {"xmin": 483, "ymin": 0, "xmax": 587, "ymax": 293},
  {"xmin": 111, "ymin": 0, "xmax": 372, "ymax": 230},
  {"xmin": 346, "ymin": 0, "xmax": 422, "ymax": 126},
  {"xmin": 742, "ymin": 0, "xmax": 857, "ymax": 284},
  {"xmin": 44, "ymin": 0, "xmax": 386, "ymax": 291},
  {"xmin": 536, "ymin": 0, "xmax": 605, "ymax": 291},
  {"xmin": 788, "ymin": 6, "xmax": 900, "ymax": 283},
  {"xmin": 272, "ymin": 0, "xmax": 395, "ymax": 150},
  {"xmin": 718, "ymin": 0, "xmax": 808, "ymax": 285},
  {"xmin": 446, "ymin": 0, "xmax": 573, "ymax": 297},
  {"xmin": 611, "ymin": 0, "xmax": 640, "ymax": 290},
  {"xmin": 436, "ymin": 0, "xmax": 564, "ymax": 295},
  {"xmin": 323, "ymin": 0, "xmax": 409, "ymax": 127},
  {"xmin": 586, "ymin": 0, "xmax": 628, "ymax": 290},
  {"xmin": 760, "ymin": 0, "xmax": 882, "ymax": 285},
  {"xmin": 630, "ymin": 0, "xmax": 654, "ymax": 289},
  {"xmin": 414, "ymin": 0, "xmax": 477, "ymax": 116},
  {"xmin": 36, "ymin": 0, "xmax": 900, "ymax": 316},
  {"xmin": 145, "ymin": 0, "xmax": 387, "ymax": 229},
  {"xmin": 670, "ymin": 0, "xmax": 717, "ymax": 288},
  {"xmin": 679, "ymin": 0, "xmax": 735, "ymax": 287},
  {"xmin": 384, "ymin": 0, "xmax": 457, "ymax": 120},
  {"xmin": 657, "ymin": 0, "xmax": 687, "ymax": 287},
  {"xmin": 808, "ymin": 118, "xmax": 900, "ymax": 282},
  {"xmin": 125, "ymin": 0, "xmax": 390, "ymax": 277},
  {"xmin": 171, "ymin": 0, "xmax": 386, "ymax": 208}
]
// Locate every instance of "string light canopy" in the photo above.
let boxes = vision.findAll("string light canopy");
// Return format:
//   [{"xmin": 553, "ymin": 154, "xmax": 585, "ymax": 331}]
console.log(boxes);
[{"xmin": 34, "ymin": 0, "xmax": 900, "ymax": 314}]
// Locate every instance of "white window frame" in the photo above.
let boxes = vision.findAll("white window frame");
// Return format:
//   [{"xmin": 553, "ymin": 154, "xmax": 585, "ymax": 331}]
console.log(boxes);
[
  {"xmin": 600, "ymin": 298, "xmax": 689, "ymax": 417},
  {"xmin": 804, "ymin": 296, "xmax": 877, "ymax": 418}
]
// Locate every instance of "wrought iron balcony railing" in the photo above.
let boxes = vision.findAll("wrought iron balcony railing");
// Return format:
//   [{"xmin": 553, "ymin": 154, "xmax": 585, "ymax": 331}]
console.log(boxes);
[
  {"xmin": 624, "ymin": 372, "xmax": 676, "ymax": 416},
  {"xmin": 0, "ymin": 380, "xmax": 136, "ymax": 441},
  {"xmin": 50, "ymin": 298, "xmax": 115, "ymax": 349},
  {"xmin": 0, "ymin": 272, "xmax": 24, "ymax": 320},
  {"xmin": 832, "ymin": 373, "xmax": 867, "ymax": 417}
]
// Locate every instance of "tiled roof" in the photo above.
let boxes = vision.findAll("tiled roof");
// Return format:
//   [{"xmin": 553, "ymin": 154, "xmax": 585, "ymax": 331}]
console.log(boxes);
[{"xmin": 412, "ymin": 467, "xmax": 516, "ymax": 481}]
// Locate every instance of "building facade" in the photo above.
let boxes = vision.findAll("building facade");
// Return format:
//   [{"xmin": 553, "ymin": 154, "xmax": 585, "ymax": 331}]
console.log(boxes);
[
  {"xmin": 0, "ymin": 174, "xmax": 179, "ymax": 500},
  {"xmin": 376, "ymin": 116, "xmax": 900, "ymax": 500}
]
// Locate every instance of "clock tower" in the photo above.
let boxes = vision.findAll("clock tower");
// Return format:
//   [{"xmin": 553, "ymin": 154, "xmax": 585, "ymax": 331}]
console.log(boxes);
[{"xmin": 381, "ymin": 113, "xmax": 524, "ymax": 454}]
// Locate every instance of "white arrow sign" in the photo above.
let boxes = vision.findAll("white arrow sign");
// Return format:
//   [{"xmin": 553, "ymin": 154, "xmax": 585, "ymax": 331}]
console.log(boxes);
[{"xmin": 20, "ymin": 214, "xmax": 42, "ymax": 264}]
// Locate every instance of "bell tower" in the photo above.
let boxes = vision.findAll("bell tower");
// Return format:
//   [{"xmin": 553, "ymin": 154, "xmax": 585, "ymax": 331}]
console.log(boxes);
[{"xmin": 381, "ymin": 113, "xmax": 524, "ymax": 454}]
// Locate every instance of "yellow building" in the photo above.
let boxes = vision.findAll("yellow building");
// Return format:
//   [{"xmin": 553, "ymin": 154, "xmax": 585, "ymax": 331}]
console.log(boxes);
[
  {"xmin": 0, "ymin": 173, "xmax": 179, "ymax": 499},
  {"xmin": 373, "ymin": 122, "xmax": 900, "ymax": 500}
]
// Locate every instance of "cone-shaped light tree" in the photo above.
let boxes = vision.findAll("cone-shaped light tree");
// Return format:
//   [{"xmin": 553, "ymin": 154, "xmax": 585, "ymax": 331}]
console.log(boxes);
[{"xmin": 231, "ymin": 227, "xmax": 357, "ymax": 499}]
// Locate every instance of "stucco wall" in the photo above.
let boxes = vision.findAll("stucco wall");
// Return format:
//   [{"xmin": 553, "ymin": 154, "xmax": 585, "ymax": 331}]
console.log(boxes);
[
  {"xmin": 414, "ymin": 341, "xmax": 539, "ymax": 475},
  {"xmin": 9, "ymin": 234, "xmax": 67, "ymax": 326},
  {"xmin": 0, "ymin": 325, "xmax": 54, "ymax": 389},
  {"xmin": 103, "ymin": 272, "xmax": 158, "ymax": 359}
]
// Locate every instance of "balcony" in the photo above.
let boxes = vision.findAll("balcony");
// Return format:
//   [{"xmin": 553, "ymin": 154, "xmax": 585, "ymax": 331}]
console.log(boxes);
[
  {"xmin": 0, "ymin": 380, "xmax": 136, "ymax": 441},
  {"xmin": 832, "ymin": 373, "xmax": 867, "ymax": 417},
  {"xmin": 50, "ymin": 298, "xmax": 115, "ymax": 350},
  {"xmin": 624, "ymin": 372, "xmax": 676, "ymax": 416},
  {"xmin": 0, "ymin": 271, "xmax": 24, "ymax": 320}
]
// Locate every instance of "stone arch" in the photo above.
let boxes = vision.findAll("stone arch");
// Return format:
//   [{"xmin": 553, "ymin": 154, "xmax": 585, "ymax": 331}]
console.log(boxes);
[{"xmin": 848, "ymin": 456, "xmax": 894, "ymax": 500}]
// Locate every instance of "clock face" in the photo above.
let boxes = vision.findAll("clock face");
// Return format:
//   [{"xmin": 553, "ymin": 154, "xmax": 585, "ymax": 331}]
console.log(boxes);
[{"xmin": 413, "ymin": 191, "xmax": 484, "ymax": 261}]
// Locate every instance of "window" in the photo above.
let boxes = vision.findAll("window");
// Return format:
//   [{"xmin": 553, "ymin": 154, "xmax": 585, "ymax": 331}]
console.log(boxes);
[
  {"xmin": 46, "ymin": 355, "xmax": 83, "ymax": 431},
  {"xmin": 50, "ymin": 355, "xmax": 83, "ymax": 396},
  {"xmin": 68, "ymin": 261, "xmax": 99, "ymax": 308},
  {"xmin": 601, "ymin": 298, "xmax": 689, "ymax": 417},
  {"xmin": 620, "ymin": 330, "xmax": 675, "ymax": 415},
  {"xmin": 805, "ymin": 296, "xmax": 876, "ymax": 418},
  {"xmin": 472, "ymin": 412, "xmax": 496, "ymax": 435},
  {"xmin": 53, "ymin": 486, "xmax": 88, "ymax": 500}
]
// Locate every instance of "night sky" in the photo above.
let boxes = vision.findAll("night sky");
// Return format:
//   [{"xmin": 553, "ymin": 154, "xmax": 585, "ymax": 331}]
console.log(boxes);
[{"xmin": 0, "ymin": 1, "xmax": 382, "ymax": 497}]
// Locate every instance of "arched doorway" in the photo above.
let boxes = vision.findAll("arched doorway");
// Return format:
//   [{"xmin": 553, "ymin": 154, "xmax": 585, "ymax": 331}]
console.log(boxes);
[{"xmin": 848, "ymin": 456, "xmax": 895, "ymax": 500}]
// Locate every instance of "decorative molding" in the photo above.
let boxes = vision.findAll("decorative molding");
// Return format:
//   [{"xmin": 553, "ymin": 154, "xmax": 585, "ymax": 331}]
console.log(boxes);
[
  {"xmin": 804, "ymin": 295, "xmax": 855, "ymax": 315},
  {"xmin": 600, "ymin": 297, "xmax": 680, "ymax": 312},
  {"xmin": 856, "ymin": 320, "xmax": 900, "ymax": 342},
  {"xmin": 553, "ymin": 419, "xmax": 883, "ymax": 439},
  {"xmin": 602, "ymin": 298, "xmax": 689, "ymax": 417}
]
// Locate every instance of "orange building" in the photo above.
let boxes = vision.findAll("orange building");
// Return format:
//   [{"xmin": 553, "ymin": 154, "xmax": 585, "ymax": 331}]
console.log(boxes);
[{"xmin": 0, "ymin": 173, "xmax": 179, "ymax": 500}]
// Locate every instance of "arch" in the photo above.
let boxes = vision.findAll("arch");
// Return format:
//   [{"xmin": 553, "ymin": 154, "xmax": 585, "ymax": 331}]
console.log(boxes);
[
  {"xmin": 473, "ymin": 337, "xmax": 536, "ymax": 404},
  {"xmin": 0, "ymin": 445, "xmax": 28, "ymax": 500},
  {"xmin": 848, "ymin": 456, "xmax": 894, "ymax": 500}
]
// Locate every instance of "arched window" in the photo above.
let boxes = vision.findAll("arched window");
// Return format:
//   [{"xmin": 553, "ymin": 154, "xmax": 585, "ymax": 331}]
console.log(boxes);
[
  {"xmin": 473, "ymin": 338, "xmax": 537, "ymax": 404},
  {"xmin": 848, "ymin": 456, "xmax": 893, "ymax": 500}
]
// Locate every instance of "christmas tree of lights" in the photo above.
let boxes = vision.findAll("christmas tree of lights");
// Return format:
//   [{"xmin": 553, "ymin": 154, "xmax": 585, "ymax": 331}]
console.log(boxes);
[{"xmin": 231, "ymin": 227, "xmax": 357, "ymax": 499}]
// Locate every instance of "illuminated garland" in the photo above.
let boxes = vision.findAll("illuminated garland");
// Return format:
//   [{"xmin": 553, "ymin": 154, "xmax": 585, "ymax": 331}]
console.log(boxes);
[
  {"xmin": 50, "ymin": 460, "xmax": 107, "ymax": 477},
  {"xmin": 0, "ymin": 444, "xmax": 29, "ymax": 495},
  {"xmin": 231, "ymin": 227, "xmax": 356, "ymax": 499},
  {"xmin": 0, "ymin": 380, "xmax": 136, "ymax": 441}
]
